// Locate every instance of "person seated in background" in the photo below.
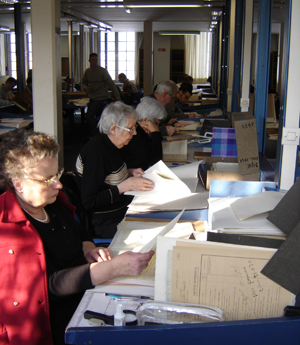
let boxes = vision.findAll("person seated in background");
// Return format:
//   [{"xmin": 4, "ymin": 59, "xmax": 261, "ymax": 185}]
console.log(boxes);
[
  {"xmin": 76, "ymin": 102, "xmax": 154, "ymax": 239},
  {"xmin": 0, "ymin": 129, "xmax": 154, "ymax": 345},
  {"xmin": 24, "ymin": 76, "xmax": 32, "ymax": 94},
  {"xmin": 164, "ymin": 82, "xmax": 196, "ymax": 124},
  {"xmin": 121, "ymin": 96, "xmax": 167, "ymax": 171},
  {"xmin": 150, "ymin": 80, "xmax": 181, "ymax": 136},
  {"xmin": 118, "ymin": 73, "xmax": 138, "ymax": 95},
  {"xmin": 118, "ymin": 73, "xmax": 138, "ymax": 105},
  {"xmin": 0, "ymin": 77, "xmax": 17, "ymax": 107}
]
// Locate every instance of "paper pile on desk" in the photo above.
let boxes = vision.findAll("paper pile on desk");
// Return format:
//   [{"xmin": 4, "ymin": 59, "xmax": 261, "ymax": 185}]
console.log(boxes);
[
  {"xmin": 155, "ymin": 237, "xmax": 294, "ymax": 321},
  {"xmin": 209, "ymin": 193, "xmax": 286, "ymax": 236}
]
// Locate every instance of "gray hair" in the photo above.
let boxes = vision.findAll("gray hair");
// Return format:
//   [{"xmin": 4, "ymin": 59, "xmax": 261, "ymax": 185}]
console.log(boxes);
[
  {"xmin": 98, "ymin": 101, "xmax": 138, "ymax": 134},
  {"xmin": 136, "ymin": 96, "xmax": 167, "ymax": 121},
  {"xmin": 154, "ymin": 80, "xmax": 178, "ymax": 96}
]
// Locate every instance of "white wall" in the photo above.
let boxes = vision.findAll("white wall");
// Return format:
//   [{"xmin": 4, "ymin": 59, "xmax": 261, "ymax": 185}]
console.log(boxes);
[{"xmin": 153, "ymin": 33, "xmax": 170, "ymax": 86}]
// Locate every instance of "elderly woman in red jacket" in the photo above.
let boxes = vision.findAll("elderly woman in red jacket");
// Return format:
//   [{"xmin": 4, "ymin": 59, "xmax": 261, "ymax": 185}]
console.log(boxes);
[{"xmin": 0, "ymin": 129, "xmax": 154, "ymax": 345}]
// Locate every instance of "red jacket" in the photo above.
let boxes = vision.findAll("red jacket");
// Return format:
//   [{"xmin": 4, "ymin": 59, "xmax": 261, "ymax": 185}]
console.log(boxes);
[{"xmin": 0, "ymin": 190, "xmax": 76, "ymax": 345}]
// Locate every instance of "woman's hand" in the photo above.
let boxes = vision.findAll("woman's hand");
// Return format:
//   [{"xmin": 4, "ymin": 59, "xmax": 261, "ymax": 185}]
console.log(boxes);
[
  {"xmin": 174, "ymin": 121, "xmax": 189, "ymax": 127},
  {"xmin": 85, "ymin": 247, "xmax": 113, "ymax": 263},
  {"xmin": 166, "ymin": 126, "xmax": 179, "ymax": 136},
  {"xmin": 118, "ymin": 176, "xmax": 154, "ymax": 194},
  {"xmin": 128, "ymin": 168, "xmax": 144, "ymax": 178},
  {"xmin": 112, "ymin": 251, "xmax": 155, "ymax": 276},
  {"xmin": 188, "ymin": 113, "xmax": 197, "ymax": 118},
  {"xmin": 139, "ymin": 120, "xmax": 160, "ymax": 134},
  {"xmin": 89, "ymin": 250, "xmax": 155, "ymax": 285},
  {"xmin": 166, "ymin": 118, "xmax": 177, "ymax": 125}
]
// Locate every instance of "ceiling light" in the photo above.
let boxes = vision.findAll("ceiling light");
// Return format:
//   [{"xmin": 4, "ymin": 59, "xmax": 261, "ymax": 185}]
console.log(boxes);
[
  {"xmin": 124, "ymin": 0, "xmax": 204, "ymax": 8},
  {"xmin": 159, "ymin": 31, "xmax": 200, "ymax": 35},
  {"xmin": 0, "ymin": 26, "xmax": 10, "ymax": 32}
]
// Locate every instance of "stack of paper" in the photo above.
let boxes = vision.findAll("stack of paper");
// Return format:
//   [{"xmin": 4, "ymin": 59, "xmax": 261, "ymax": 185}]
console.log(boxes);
[
  {"xmin": 209, "ymin": 192, "xmax": 286, "ymax": 236},
  {"xmin": 155, "ymin": 237, "xmax": 294, "ymax": 321}
]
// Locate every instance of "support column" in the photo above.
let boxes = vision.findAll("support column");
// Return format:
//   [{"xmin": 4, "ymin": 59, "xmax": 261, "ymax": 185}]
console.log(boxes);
[
  {"xmin": 68, "ymin": 21, "xmax": 74, "ymax": 91},
  {"xmin": 240, "ymin": 0, "xmax": 253, "ymax": 112},
  {"xmin": 89, "ymin": 28, "xmax": 94, "ymax": 53},
  {"xmin": 231, "ymin": 0, "xmax": 243, "ymax": 112},
  {"xmin": 79, "ymin": 24, "xmax": 84, "ymax": 84},
  {"xmin": 31, "ymin": 0, "xmax": 63, "ymax": 166},
  {"xmin": 220, "ymin": 2, "xmax": 230, "ymax": 107},
  {"xmin": 254, "ymin": 0, "xmax": 272, "ymax": 153},
  {"xmin": 279, "ymin": 0, "xmax": 300, "ymax": 190},
  {"xmin": 143, "ymin": 21, "xmax": 153, "ymax": 96},
  {"xmin": 14, "ymin": 3, "xmax": 25, "ymax": 91},
  {"xmin": 226, "ymin": 0, "xmax": 236, "ymax": 112}
]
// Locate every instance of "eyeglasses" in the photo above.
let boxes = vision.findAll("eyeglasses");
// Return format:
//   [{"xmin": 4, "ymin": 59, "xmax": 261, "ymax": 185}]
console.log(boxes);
[
  {"xmin": 27, "ymin": 167, "xmax": 64, "ymax": 188},
  {"xmin": 116, "ymin": 124, "xmax": 138, "ymax": 134},
  {"xmin": 183, "ymin": 92, "xmax": 190, "ymax": 101}
]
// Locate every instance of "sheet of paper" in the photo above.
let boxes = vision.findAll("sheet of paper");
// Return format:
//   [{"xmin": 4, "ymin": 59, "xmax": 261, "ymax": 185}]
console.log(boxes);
[
  {"xmin": 67, "ymin": 292, "xmax": 143, "ymax": 328},
  {"xmin": 177, "ymin": 121, "xmax": 198, "ymax": 131},
  {"xmin": 138, "ymin": 209, "xmax": 185, "ymax": 253},
  {"xmin": 230, "ymin": 191, "xmax": 286, "ymax": 220},
  {"xmin": 125, "ymin": 161, "xmax": 193, "ymax": 212},
  {"xmin": 170, "ymin": 161, "xmax": 200, "ymax": 179},
  {"xmin": 109, "ymin": 211, "xmax": 189, "ymax": 256},
  {"xmin": 209, "ymin": 197, "xmax": 285, "ymax": 235},
  {"xmin": 149, "ymin": 192, "xmax": 209, "ymax": 211},
  {"xmin": 171, "ymin": 242, "xmax": 294, "ymax": 321}
]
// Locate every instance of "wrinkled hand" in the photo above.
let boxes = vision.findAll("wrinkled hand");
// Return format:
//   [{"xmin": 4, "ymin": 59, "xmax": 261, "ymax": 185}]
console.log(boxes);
[
  {"xmin": 139, "ymin": 120, "xmax": 160, "ymax": 134},
  {"xmin": 174, "ymin": 121, "xmax": 189, "ymax": 128},
  {"xmin": 85, "ymin": 247, "xmax": 113, "ymax": 263},
  {"xmin": 166, "ymin": 118, "xmax": 177, "ymax": 125},
  {"xmin": 113, "ymin": 250, "xmax": 155, "ymax": 276},
  {"xmin": 118, "ymin": 176, "xmax": 154, "ymax": 194},
  {"xmin": 166, "ymin": 126, "xmax": 179, "ymax": 136},
  {"xmin": 128, "ymin": 168, "xmax": 144, "ymax": 178}
]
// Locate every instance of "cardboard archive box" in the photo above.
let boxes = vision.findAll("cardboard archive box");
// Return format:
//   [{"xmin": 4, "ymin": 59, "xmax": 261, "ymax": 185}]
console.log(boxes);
[{"xmin": 199, "ymin": 112, "xmax": 260, "ymax": 190}]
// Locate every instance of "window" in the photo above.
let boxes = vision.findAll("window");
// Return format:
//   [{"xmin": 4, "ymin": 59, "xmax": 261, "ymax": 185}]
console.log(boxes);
[
  {"xmin": 27, "ymin": 33, "xmax": 32, "ymax": 72},
  {"xmin": 100, "ymin": 31, "xmax": 115, "ymax": 79},
  {"xmin": 10, "ymin": 33, "xmax": 16, "ymax": 79},
  {"xmin": 100, "ymin": 31, "xmax": 135, "ymax": 81},
  {"xmin": 118, "ymin": 31, "xmax": 135, "ymax": 80}
]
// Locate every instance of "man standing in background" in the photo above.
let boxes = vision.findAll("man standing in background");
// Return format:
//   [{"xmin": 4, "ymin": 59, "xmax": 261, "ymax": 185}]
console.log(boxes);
[{"xmin": 82, "ymin": 53, "xmax": 121, "ymax": 136}]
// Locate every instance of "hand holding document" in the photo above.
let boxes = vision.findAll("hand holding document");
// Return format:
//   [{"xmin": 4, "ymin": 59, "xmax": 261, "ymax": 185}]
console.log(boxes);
[{"xmin": 125, "ymin": 161, "xmax": 208, "ymax": 213}]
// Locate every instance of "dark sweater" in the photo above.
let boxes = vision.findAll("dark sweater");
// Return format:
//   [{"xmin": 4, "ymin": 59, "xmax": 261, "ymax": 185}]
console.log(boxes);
[
  {"xmin": 76, "ymin": 133, "xmax": 132, "ymax": 223},
  {"xmin": 121, "ymin": 124, "xmax": 163, "ymax": 170}
]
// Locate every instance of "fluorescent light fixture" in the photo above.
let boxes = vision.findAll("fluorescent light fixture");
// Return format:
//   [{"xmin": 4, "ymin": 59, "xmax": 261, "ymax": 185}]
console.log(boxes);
[
  {"xmin": 124, "ymin": 0, "xmax": 204, "ymax": 8},
  {"xmin": 159, "ymin": 31, "xmax": 200, "ymax": 35},
  {"xmin": 61, "ymin": 31, "xmax": 80, "ymax": 35},
  {"xmin": 0, "ymin": 26, "xmax": 10, "ymax": 31}
]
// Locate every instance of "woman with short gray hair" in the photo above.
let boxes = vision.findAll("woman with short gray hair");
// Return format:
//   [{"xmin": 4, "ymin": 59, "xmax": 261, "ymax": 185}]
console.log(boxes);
[
  {"xmin": 76, "ymin": 101, "xmax": 154, "ymax": 238},
  {"xmin": 121, "ymin": 96, "xmax": 166, "ymax": 170}
]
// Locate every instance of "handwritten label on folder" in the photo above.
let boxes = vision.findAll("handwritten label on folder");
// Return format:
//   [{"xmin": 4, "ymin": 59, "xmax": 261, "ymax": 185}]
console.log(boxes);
[{"xmin": 234, "ymin": 119, "xmax": 259, "ymax": 175}]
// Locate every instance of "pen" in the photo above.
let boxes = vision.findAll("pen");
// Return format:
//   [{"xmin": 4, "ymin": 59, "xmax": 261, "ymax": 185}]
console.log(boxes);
[{"xmin": 105, "ymin": 293, "xmax": 152, "ymax": 299}]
